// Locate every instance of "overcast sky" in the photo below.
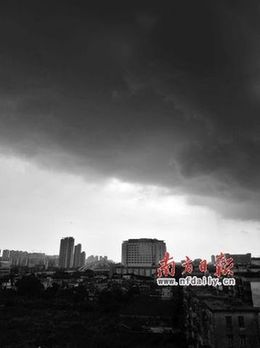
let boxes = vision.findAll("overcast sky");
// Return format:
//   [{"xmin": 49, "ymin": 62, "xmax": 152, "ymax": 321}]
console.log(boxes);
[{"xmin": 0, "ymin": 0, "xmax": 259, "ymax": 261}]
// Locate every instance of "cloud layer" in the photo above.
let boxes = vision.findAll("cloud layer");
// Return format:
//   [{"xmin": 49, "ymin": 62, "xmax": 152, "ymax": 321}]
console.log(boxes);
[{"xmin": 0, "ymin": 0, "xmax": 259, "ymax": 219}]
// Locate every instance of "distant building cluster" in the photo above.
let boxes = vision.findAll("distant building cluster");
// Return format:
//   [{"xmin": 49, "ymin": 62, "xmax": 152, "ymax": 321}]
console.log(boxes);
[
  {"xmin": 58, "ymin": 237, "xmax": 86, "ymax": 269},
  {"xmin": 86, "ymin": 255, "xmax": 108, "ymax": 263},
  {"xmin": 0, "ymin": 249, "xmax": 59, "ymax": 270}
]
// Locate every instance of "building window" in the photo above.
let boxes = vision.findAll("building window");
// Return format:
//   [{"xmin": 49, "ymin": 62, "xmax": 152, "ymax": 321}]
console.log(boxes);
[
  {"xmin": 225, "ymin": 316, "xmax": 233, "ymax": 329},
  {"xmin": 238, "ymin": 316, "xmax": 245, "ymax": 328},
  {"xmin": 227, "ymin": 335, "xmax": 233, "ymax": 348},
  {"xmin": 239, "ymin": 335, "xmax": 246, "ymax": 347}
]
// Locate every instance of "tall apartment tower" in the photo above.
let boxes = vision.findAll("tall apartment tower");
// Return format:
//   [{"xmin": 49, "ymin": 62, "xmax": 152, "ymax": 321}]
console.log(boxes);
[
  {"xmin": 80, "ymin": 251, "xmax": 86, "ymax": 267},
  {"xmin": 121, "ymin": 238, "xmax": 166, "ymax": 267},
  {"xmin": 73, "ymin": 244, "xmax": 82, "ymax": 268},
  {"xmin": 59, "ymin": 237, "xmax": 74, "ymax": 269}
]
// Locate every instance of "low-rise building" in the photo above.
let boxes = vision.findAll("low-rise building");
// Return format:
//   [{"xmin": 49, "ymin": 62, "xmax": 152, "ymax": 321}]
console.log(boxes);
[{"xmin": 184, "ymin": 286, "xmax": 260, "ymax": 348}]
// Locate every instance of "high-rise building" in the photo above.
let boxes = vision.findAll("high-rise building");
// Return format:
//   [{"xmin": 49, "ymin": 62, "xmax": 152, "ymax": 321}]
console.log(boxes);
[
  {"xmin": 121, "ymin": 238, "xmax": 166, "ymax": 267},
  {"xmin": 1, "ymin": 249, "xmax": 10, "ymax": 261},
  {"xmin": 9, "ymin": 250, "xmax": 28, "ymax": 266},
  {"xmin": 80, "ymin": 251, "xmax": 86, "ymax": 267},
  {"xmin": 59, "ymin": 237, "xmax": 74, "ymax": 269},
  {"xmin": 73, "ymin": 244, "xmax": 82, "ymax": 268}
]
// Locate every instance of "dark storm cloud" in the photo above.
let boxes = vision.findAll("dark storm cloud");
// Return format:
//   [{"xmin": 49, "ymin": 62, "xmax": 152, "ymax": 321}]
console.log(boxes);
[{"xmin": 0, "ymin": 0, "xmax": 259, "ymax": 219}]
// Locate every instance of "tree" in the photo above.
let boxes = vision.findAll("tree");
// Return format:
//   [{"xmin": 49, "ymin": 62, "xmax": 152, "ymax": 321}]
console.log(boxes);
[{"xmin": 16, "ymin": 274, "xmax": 44, "ymax": 297}]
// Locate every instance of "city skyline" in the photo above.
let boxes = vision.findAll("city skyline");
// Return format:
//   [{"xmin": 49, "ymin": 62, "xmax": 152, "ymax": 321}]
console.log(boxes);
[{"xmin": 1, "ymin": 236, "xmax": 260, "ymax": 264}]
